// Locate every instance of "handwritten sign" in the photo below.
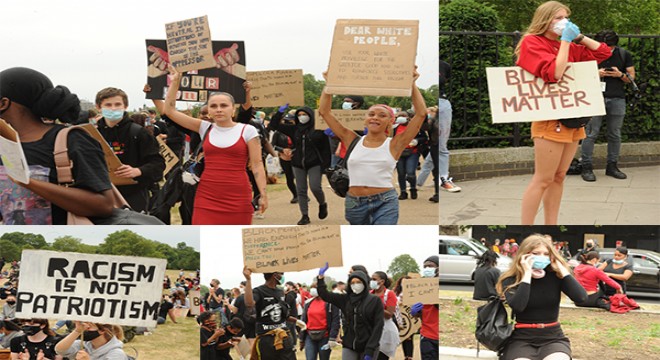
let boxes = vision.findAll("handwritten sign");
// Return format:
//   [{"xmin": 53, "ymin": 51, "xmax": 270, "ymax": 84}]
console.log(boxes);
[
  {"xmin": 242, "ymin": 226, "xmax": 342, "ymax": 273},
  {"xmin": 0, "ymin": 118, "xmax": 29, "ymax": 184},
  {"xmin": 246, "ymin": 69, "xmax": 305, "ymax": 107},
  {"xmin": 156, "ymin": 137, "xmax": 179, "ymax": 176},
  {"xmin": 189, "ymin": 290, "xmax": 201, "ymax": 316},
  {"xmin": 486, "ymin": 61, "xmax": 606, "ymax": 123},
  {"xmin": 15, "ymin": 250, "xmax": 167, "ymax": 327},
  {"xmin": 398, "ymin": 303, "xmax": 421, "ymax": 342},
  {"xmin": 401, "ymin": 277, "xmax": 439, "ymax": 305},
  {"xmin": 78, "ymin": 124, "xmax": 136, "ymax": 186},
  {"xmin": 326, "ymin": 19, "xmax": 419, "ymax": 97},
  {"xmin": 146, "ymin": 40, "xmax": 247, "ymax": 103},
  {"xmin": 315, "ymin": 109, "xmax": 369, "ymax": 131},
  {"xmin": 165, "ymin": 15, "xmax": 215, "ymax": 72}
]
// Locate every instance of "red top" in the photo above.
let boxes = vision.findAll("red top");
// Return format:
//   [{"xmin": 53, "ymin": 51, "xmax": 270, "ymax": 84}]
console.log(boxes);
[
  {"xmin": 371, "ymin": 289, "xmax": 397, "ymax": 308},
  {"xmin": 306, "ymin": 298, "xmax": 328, "ymax": 332},
  {"xmin": 574, "ymin": 264, "xmax": 621, "ymax": 292},
  {"xmin": 517, "ymin": 35, "xmax": 612, "ymax": 83},
  {"xmin": 421, "ymin": 304, "xmax": 439, "ymax": 340}
]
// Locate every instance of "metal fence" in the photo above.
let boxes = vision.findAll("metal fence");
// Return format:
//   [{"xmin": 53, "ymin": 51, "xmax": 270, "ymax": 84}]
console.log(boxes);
[{"xmin": 439, "ymin": 31, "xmax": 659, "ymax": 147}]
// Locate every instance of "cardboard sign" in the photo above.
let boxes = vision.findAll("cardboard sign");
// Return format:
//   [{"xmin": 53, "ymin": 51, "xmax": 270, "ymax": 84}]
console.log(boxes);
[
  {"xmin": 401, "ymin": 277, "xmax": 439, "ymax": 305},
  {"xmin": 242, "ymin": 226, "xmax": 342, "ymax": 273},
  {"xmin": 584, "ymin": 234, "xmax": 605, "ymax": 249},
  {"xmin": 165, "ymin": 15, "xmax": 216, "ymax": 72},
  {"xmin": 246, "ymin": 69, "xmax": 305, "ymax": 107},
  {"xmin": 235, "ymin": 335, "xmax": 251, "ymax": 358},
  {"xmin": 315, "ymin": 109, "xmax": 369, "ymax": 131},
  {"xmin": 486, "ymin": 61, "xmax": 606, "ymax": 123},
  {"xmin": 146, "ymin": 39, "xmax": 247, "ymax": 103},
  {"xmin": 398, "ymin": 303, "xmax": 421, "ymax": 342},
  {"xmin": 172, "ymin": 308, "xmax": 189, "ymax": 319},
  {"xmin": 326, "ymin": 19, "xmax": 419, "ymax": 97},
  {"xmin": 78, "ymin": 124, "xmax": 136, "ymax": 186},
  {"xmin": 156, "ymin": 137, "xmax": 179, "ymax": 176},
  {"xmin": 189, "ymin": 290, "xmax": 201, "ymax": 316},
  {"xmin": 0, "ymin": 118, "xmax": 29, "ymax": 184},
  {"xmin": 15, "ymin": 250, "xmax": 167, "ymax": 327}
]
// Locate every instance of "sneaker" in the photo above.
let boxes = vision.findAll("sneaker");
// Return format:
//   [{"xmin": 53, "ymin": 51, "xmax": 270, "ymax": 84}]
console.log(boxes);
[
  {"xmin": 318, "ymin": 203, "xmax": 328, "ymax": 219},
  {"xmin": 410, "ymin": 189, "xmax": 418, "ymax": 199},
  {"xmin": 581, "ymin": 164, "xmax": 596, "ymax": 182},
  {"xmin": 253, "ymin": 211, "xmax": 265, "ymax": 220},
  {"xmin": 606, "ymin": 162, "xmax": 627, "ymax": 179},
  {"xmin": 297, "ymin": 215, "xmax": 311, "ymax": 225},
  {"xmin": 441, "ymin": 178, "xmax": 461, "ymax": 192},
  {"xmin": 398, "ymin": 191, "xmax": 408, "ymax": 200},
  {"xmin": 290, "ymin": 197, "xmax": 299, "ymax": 204},
  {"xmin": 429, "ymin": 194, "xmax": 439, "ymax": 203}
]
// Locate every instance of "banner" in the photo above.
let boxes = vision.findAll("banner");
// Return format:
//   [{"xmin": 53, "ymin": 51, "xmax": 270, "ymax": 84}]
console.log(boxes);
[
  {"xmin": 401, "ymin": 277, "xmax": 439, "ymax": 305},
  {"xmin": 315, "ymin": 109, "xmax": 369, "ymax": 131},
  {"xmin": 156, "ymin": 137, "xmax": 179, "ymax": 176},
  {"xmin": 242, "ymin": 226, "xmax": 342, "ymax": 273},
  {"xmin": 398, "ymin": 303, "xmax": 421, "ymax": 342},
  {"xmin": 0, "ymin": 118, "xmax": 29, "ymax": 184},
  {"xmin": 146, "ymin": 39, "xmax": 246, "ymax": 103},
  {"xmin": 326, "ymin": 19, "xmax": 419, "ymax": 97},
  {"xmin": 246, "ymin": 69, "xmax": 305, "ymax": 107},
  {"xmin": 584, "ymin": 234, "xmax": 605, "ymax": 249},
  {"xmin": 16, "ymin": 250, "xmax": 167, "ymax": 327},
  {"xmin": 189, "ymin": 290, "xmax": 201, "ymax": 316},
  {"xmin": 165, "ymin": 15, "xmax": 215, "ymax": 73},
  {"xmin": 486, "ymin": 61, "xmax": 606, "ymax": 123},
  {"xmin": 78, "ymin": 124, "xmax": 136, "ymax": 186}
]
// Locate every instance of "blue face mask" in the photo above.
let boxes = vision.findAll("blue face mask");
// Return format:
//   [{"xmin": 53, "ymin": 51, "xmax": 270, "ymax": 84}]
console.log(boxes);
[
  {"xmin": 342, "ymin": 102, "xmax": 353, "ymax": 110},
  {"xmin": 532, "ymin": 255, "xmax": 551, "ymax": 270},
  {"xmin": 612, "ymin": 259, "xmax": 624, "ymax": 264},
  {"xmin": 102, "ymin": 108, "xmax": 124, "ymax": 121}
]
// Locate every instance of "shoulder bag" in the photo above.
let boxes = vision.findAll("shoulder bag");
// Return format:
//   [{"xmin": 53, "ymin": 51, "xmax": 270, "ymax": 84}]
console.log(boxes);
[
  {"xmin": 475, "ymin": 296, "xmax": 513, "ymax": 353},
  {"xmin": 559, "ymin": 117, "xmax": 591, "ymax": 128},
  {"xmin": 328, "ymin": 136, "xmax": 361, "ymax": 198}
]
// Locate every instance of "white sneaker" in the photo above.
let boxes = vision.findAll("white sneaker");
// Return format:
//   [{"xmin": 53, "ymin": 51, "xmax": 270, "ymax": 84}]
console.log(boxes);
[{"xmin": 441, "ymin": 177, "xmax": 462, "ymax": 192}]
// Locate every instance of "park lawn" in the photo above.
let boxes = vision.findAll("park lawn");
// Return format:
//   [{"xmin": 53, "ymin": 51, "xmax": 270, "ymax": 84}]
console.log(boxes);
[{"xmin": 127, "ymin": 316, "xmax": 199, "ymax": 360}]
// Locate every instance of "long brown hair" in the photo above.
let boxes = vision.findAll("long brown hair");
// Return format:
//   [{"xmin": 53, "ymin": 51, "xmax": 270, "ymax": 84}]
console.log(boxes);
[
  {"xmin": 495, "ymin": 234, "xmax": 570, "ymax": 296},
  {"xmin": 95, "ymin": 323, "xmax": 124, "ymax": 342},
  {"xmin": 514, "ymin": 1, "xmax": 571, "ymax": 57}
]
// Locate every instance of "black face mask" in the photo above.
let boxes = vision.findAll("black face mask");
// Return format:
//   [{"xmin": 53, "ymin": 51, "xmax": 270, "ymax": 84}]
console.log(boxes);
[
  {"xmin": 83, "ymin": 330, "xmax": 101, "ymax": 341},
  {"xmin": 6, "ymin": 301, "xmax": 15, "ymax": 305},
  {"xmin": 22, "ymin": 325, "xmax": 42, "ymax": 336}
]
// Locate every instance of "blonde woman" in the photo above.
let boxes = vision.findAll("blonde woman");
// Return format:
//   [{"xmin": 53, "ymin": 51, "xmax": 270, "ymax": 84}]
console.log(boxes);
[
  {"xmin": 516, "ymin": 1, "xmax": 611, "ymax": 224},
  {"xmin": 496, "ymin": 235, "xmax": 587, "ymax": 360},
  {"xmin": 55, "ymin": 322, "xmax": 127, "ymax": 360}
]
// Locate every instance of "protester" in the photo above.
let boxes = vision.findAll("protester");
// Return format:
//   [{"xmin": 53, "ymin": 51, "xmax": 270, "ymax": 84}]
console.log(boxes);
[
  {"xmin": 393, "ymin": 110, "xmax": 427, "ymax": 200},
  {"xmin": 162, "ymin": 65, "xmax": 267, "ymax": 224},
  {"xmin": 0, "ymin": 67, "xmax": 114, "ymax": 224},
  {"xmin": 509, "ymin": 239, "xmax": 520, "ymax": 257},
  {"xmin": 270, "ymin": 114, "xmax": 298, "ymax": 203},
  {"xmin": 598, "ymin": 246, "xmax": 634, "ymax": 296},
  {"xmin": 10, "ymin": 318, "xmax": 62, "ymax": 360},
  {"xmin": 228, "ymin": 283, "xmax": 256, "ymax": 346},
  {"xmin": 207, "ymin": 279, "xmax": 227, "ymax": 323},
  {"xmin": 54, "ymin": 321, "xmax": 127, "ymax": 360},
  {"xmin": 0, "ymin": 320, "xmax": 22, "ymax": 349},
  {"xmin": 284, "ymin": 281, "xmax": 299, "ymax": 347},
  {"xmin": 299, "ymin": 282, "xmax": 341, "ymax": 360},
  {"xmin": 438, "ymin": 60, "xmax": 462, "ymax": 193},
  {"xmin": 199, "ymin": 311, "xmax": 225, "ymax": 360},
  {"xmin": 369, "ymin": 271, "xmax": 399, "ymax": 359},
  {"xmin": 417, "ymin": 106, "xmax": 440, "ymax": 202},
  {"xmin": 0, "ymin": 294, "xmax": 16, "ymax": 322},
  {"xmin": 578, "ymin": 239, "xmax": 598, "ymax": 257},
  {"xmin": 173, "ymin": 289, "xmax": 190, "ymax": 309},
  {"xmin": 501, "ymin": 239, "xmax": 512, "ymax": 257},
  {"xmin": 409, "ymin": 256, "xmax": 439, "ymax": 360},
  {"xmin": 157, "ymin": 294, "xmax": 177, "ymax": 325},
  {"xmin": 581, "ymin": 30, "xmax": 635, "ymax": 181},
  {"xmin": 393, "ymin": 276, "xmax": 414, "ymax": 360},
  {"xmin": 496, "ymin": 234, "xmax": 587, "ymax": 360},
  {"xmin": 574, "ymin": 251, "xmax": 622, "ymax": 310},
  {"xmin": 215, "ymin": 317, "xmax": 244, "ymax": 360},
  {"xmin": 318, "ymin": 67, "xmax": 427, "ymax": 224},
  {"xmin": 517, "ymin": 1, "xmax": 611, "ymax": 224},
  {"xmin": 473, "ymin": 250, "xmax": 501, "ymax": 300}
]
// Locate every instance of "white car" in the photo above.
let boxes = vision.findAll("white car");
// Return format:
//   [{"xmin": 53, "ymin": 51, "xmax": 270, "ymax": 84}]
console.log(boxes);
[{"xmin": 439, "ymin": 236, "xmax": 512, "ymax": 282}]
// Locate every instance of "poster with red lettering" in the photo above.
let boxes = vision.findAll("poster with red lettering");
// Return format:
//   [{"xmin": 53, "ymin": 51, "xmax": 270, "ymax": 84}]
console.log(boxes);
[
  {"xmin": 145, "ymin": 39, "xmax": 246, "ymax": 103},
  {"xmin": 486, "ymin": 61, "xmax": 605, "ymax": 123}
]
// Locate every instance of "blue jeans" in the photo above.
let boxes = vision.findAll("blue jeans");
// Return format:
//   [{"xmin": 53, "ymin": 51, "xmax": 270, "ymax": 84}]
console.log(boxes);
[
  {"xmin": 304, "ymin": 336, "xmax": 330, "ymax": 360},
  {"xmin": 396, "ymin": 154, "xmax": 419, "ymax": 192},
  {"xmin": 345, "ymin": 189, "xmax": 399, "ymax": 225},
  {"xmin": 581, "ymin": 97, "xmax": 626, "ymax": 166},
  {"xmin": 417, "ymin": 153, "xmax": 434, "ymax": 186},
  {"xmin": 438, "ymin": 98, "xmax": 452, "ymax": 178}
]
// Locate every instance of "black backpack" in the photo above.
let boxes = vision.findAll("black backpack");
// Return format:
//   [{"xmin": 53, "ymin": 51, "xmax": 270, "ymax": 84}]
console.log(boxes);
[{"xmin": 475, "ymin": 296, "xmax": 513, "ymax": 353}]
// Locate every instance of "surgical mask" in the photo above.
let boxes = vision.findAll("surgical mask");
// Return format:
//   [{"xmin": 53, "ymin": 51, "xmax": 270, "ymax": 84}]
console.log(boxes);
[
  {"xmin": 532, "ymin": 255, "xmax": 551, "ymax": 270},
  {"xmin": 612, "ymin": 259, "xmax": 624, "ymax": 264},
  {"xmin": 369, "ymin": 280, "xmax": 379, "ymax": 290},
  {"xmin": 83, "ymin": 330, "xmax": 101, "ymax": 341},
  {"xmin": 351, "ymin": 283, "xmax": 364, "ymax": 294},
  {"xmin": 553, "ymin": 18, "xmax": 569, "ymax": 35},
  {"xmin": 21, "ymin": 325, "xmax": 42, "ymax": 336},
  {"xmin": 298, "ymin": 115, "xmax": 310, "ymax": 124},
  {"xmin": 342, "ymin": 102, "xmax": 354, "ymax": 110},
  {"xmin": 6, "ymin": 301, "xmax": 15, "ymax": 305},
  {"xmin": 395, "ymin": 116, "xmax": 408, "ymax": 124},
  {"xmin": 275, "ymin": 275, "xmax": 284, "ymax": 285},
  {"xmin": 102, "ymin": 108, "xmax": 124, "ymax": 121},
  {"xmin": 253, "ymin": 117, "xmax": 263, "ymax": 124},
  {"xmin": 310, "ymin": 288, "xmax": 318, "ymax": 297},
  {"xmin": 422, "ymin": 267, "xmax": 437, "ymax": 278}
]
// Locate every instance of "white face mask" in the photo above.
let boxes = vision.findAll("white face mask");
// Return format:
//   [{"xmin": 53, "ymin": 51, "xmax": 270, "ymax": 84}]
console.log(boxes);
[
  {"xmin": 395, "ymin": 116, "xmax": 408, "ymax": 124},
  {"xmin": 369, "ymin": 280, "xmax": 379, "ymax": 290},
  {"xmin": 351, "ymin": 283, "xmax": 364, "ymax": 294},
  {"xmin": 422, "ymin": 267, "xmax": 437, "ymax": 278},
  {"xmin": 298, "ymin": 115, "xmax": 310, "ymax": 124},
  {"xmin": 310, "ymin": 288, "xmax": 318, "ymax": 297},
  {"xmin": 553, "ymin": 18, "xmax": 569, "ymax": 35},
  {"xmin": 342, "ymin": 102, "xmax": 353, "ymax": 110}
]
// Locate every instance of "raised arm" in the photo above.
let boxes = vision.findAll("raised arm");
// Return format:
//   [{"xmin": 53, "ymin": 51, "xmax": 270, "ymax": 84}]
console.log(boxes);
[
  {"xmin": 390, "ymin": 67, "xmax": 427, "ymax": 157},
  {"xmin": 318, "ymin": 71, "xmax": 358, "ymax": 146},
  {"xmin": 242, "ymin": 266, "xmax": 254, "ymax": 308},
  {"xmin": 162, "ymin": 65, "xmax": 203, "ymax": 132}
]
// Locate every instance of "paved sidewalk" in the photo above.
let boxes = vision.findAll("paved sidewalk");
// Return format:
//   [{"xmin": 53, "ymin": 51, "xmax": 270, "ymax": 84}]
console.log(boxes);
[{"xmin": 440, "ymin": 165, "xmax": 660, "ymax": 225}]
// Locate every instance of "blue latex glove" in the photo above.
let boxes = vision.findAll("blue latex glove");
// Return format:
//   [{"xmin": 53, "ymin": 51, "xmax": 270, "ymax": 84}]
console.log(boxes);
[
  {"xmin": 278, "ymin": 103, "xmax": 289, "ymax": 113},
  {"xmin": 561, "ymin": 21, "xmax": 580, "ymax": 42},
  {"xmin": 319, "ymin": 262, "xmax": 329, "ymax": 276},
  {"xmin": 363, "ymin": 356, "xmax": 372, "ymax": 360},
  {"xmin": 410, "ymin": 302, "xmax": 423, "ymax": 316}
]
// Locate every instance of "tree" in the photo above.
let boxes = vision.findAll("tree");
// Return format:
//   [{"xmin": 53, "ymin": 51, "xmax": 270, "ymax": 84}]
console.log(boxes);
[
  {"xmin": 51, "ymin": 236, "xmax": 85, "ymax": 252},
  {"xmin": 98, "ymin": 230, "xmax": 162, "ymax": 258},
  {"xmin": 0, "ymin": 232, "xmax": 48, "ymax": 249},
  {"xmin": 387, "ymin": 254, "xmax": 420, "ymax": 284},
  {"xmin": 0, "ymin": 240, "xmax": 21, "ymax": 262}
]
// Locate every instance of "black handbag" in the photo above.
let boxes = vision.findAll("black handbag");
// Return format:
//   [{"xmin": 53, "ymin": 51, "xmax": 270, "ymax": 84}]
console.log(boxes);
[
  {"xmin": 475, "ymin": 296, "xmax": 513, "ymax": 352},
  {"xmin": 328, "ymin": 137, "xmax": 360, "ymax": 198},
  {"xmin": 182, "ymin": 126, "xmax": 211, "ymax": 184},
  {"xmin": 307, "ymin": 329, "xmax": 326, "ymax": 341},
  {"xmin": 559, "ymin": 117, "xmax": 591, "ymax": 128}
]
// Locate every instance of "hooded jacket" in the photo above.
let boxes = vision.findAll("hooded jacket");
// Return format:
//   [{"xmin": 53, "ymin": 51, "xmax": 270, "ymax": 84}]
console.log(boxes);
[
  {"xmin": 317, "ymin": 271, "xmax": 384, "ymax": 358},
  {"xmin": 58, "ymin": 337, "xmax": 127, "ymax": 360},
  {"xmin": 268, "ymin": 107, "xmax": 331, "ymax": 170}
]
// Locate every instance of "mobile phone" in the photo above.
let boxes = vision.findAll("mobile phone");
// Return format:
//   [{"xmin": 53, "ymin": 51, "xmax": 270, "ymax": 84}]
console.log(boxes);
[{"xmin": 604, "ymin": 67, "xmax": 615, "ymax": 71}]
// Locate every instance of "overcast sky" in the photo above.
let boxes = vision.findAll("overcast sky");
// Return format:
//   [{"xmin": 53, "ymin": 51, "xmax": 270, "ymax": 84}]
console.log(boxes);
[
  {"xmin": 200, "ymin": 225, "xmax": 438, "ymax": 289},
  {"xmin": 0, "ymin": 225, "xmax": 200, "ymax": 251},
  {"xmin": 1, "ymin": 0, "xmax": 438, "ymax": 111}
]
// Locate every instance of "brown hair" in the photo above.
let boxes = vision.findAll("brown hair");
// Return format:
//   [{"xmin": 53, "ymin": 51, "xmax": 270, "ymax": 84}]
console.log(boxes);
[
  {"xmin": 579, "ymin": 251, "xmax": 600, "ymax": 264},
  {"xmin": 95, "ymin": 87, "xmax": 129, "ymax": 107},
  {"xmin": 24, "ymin": 318, "xmax": 55, "ymax": 336},
  {"xmin": 95, "ymin": 323, "xmax": 124, "ymax": 342},
  {"xmin": 514, "ymin": 1, "xmax": 571, "ymax": 56}
]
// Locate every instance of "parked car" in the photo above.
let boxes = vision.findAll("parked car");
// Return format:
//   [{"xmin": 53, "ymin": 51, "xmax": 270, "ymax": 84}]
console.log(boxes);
[
  {"xmin": 572, "ymin": 247, "xmax": 660, "ymax": 294},
  {"xmin": 439, "ymin": 236, "xmax": 512, "ymax": 283}
]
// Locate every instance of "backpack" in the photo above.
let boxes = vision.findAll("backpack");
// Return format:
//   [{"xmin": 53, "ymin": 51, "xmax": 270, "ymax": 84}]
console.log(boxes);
[{"xmin": 475, "ymin": 296, "xmax": 513, "ymax": 353}]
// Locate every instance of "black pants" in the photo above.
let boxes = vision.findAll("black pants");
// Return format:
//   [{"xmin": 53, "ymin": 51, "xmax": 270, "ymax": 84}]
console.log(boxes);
[
  {"xmin": 402, "ymin": 337, "xmax": 414, "ymax": 357},
  {"xmin": 575, "ymin": 290, "xmax": 610, "ymax": 310},
  {"xmin": 280, "ymin": 159, "xmax": 297, "ymax": 197},
  {"xmin": 255, "ymin": 332, "xmax": 296, "ymax": 360},
  {"xmin": 420, "ymin": 336, "xmax": 438, "ymax": 360}
]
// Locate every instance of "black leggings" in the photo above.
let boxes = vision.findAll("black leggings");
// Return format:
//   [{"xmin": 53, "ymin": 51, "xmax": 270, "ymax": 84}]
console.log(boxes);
[{"xmin": 575, "ymin": 290, "xmax": 610, "ymax": 310}]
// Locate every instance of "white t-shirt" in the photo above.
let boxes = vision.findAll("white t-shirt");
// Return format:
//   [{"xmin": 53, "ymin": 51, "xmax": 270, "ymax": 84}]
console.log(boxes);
[{"xmin": 199, "ymin": 121, "xmax": 259, "ymax": 148}]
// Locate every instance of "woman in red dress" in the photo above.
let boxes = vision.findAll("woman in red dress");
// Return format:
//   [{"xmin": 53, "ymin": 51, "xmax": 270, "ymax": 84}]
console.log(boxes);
[{"xmin": 163, "ymin": 65, "xmax": 267, "ymax": 224}]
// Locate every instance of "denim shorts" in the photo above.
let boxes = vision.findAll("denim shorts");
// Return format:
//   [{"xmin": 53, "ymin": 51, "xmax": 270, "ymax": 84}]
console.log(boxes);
[{"xmin": 344, "ymin": 189, "xmax": 399, "ymax": 225}]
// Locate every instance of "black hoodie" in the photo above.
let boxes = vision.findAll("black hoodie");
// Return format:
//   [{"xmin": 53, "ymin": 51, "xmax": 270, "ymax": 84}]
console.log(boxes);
[
  {"xmin": 317, "ymin": 271, "xmax": 383, "ymax": 358},
  {"xmin": 268, "ymin": 107, "xmax": 331, "ymax": 170}
]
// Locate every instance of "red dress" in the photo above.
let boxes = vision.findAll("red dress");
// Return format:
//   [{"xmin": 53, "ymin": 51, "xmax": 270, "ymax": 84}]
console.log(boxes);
[{"xmin": 192, "ymin": 124, "xmax": 253, "ymax": 224}]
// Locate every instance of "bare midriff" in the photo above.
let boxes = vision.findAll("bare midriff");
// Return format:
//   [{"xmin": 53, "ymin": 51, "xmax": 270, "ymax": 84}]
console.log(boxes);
[{"xmin": 348, "ymin": 186, "xmax": 393, "ymax": 196}]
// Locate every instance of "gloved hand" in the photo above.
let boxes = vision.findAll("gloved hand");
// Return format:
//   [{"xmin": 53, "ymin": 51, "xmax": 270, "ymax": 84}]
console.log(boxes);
[
  {"xmin": 363, "ymin": 355, "xmax": 373, "ymax": 360},
  {"xmin": 319, "ymin": 262, "xmax": 329, "ymax": 276},
  {"xmin": 278, "ymin": 103, "xmax": 290, "ymax": 113},
  {"xmin": 410, "ymin": 302, "xmax": 423, "ymax": 316},
  {"xmin": 561, "ymin": 21, "xmax": 580, "ymax": 42},
  {"xmin": 409, "ymin": 139, "xmax": 418, "ymax": 147}
]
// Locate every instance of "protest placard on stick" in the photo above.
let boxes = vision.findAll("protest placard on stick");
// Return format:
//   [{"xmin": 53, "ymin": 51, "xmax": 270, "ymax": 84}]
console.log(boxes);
[
  {"xmin": 315, "ymin": 109, "xmax": 369, "ymax": 131},
  {"xmin": 486, "ymin": 61, "xmax": 606, "ymax": 123},
  {"xmin": 398, "ymin": 303, "xmax": 421, "ymax": 342},
  {"xmin": 0, "ymin": 118, "xmax": 29, "ymax": 184},
  {"xmin": 326, "ymin": 19, "xmax": 419, "ymax": 97},
  {"xmin": 246, "ymin": 70, "xmax": 305, "ymax": 107},
  {"xmin": 242, "ymin": 226, "xmax": 342, "ymax": 273},
  {"xmin": 16, "ymin": 250, "xmax": 167, "ymax": 327},
  {"xmin": 401, "ymin": 277, "xmax": 439, "ymax": 306},
  {"xmin": 189, "ymin": 290, "xmax": 201, "ymax": 316},
  {"xmin": 156, "ymin": 137, "xmax": 179, "ymax": 177},
  {"xmin": 165, "ymin": 15, "xmax": 216, "ymax": 73}
]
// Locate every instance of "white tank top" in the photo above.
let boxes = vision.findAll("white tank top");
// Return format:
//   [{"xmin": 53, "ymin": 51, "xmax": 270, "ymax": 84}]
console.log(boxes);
[{"xmin": 347, "ymin": 137, "xmax": 396, "ymax": 188}]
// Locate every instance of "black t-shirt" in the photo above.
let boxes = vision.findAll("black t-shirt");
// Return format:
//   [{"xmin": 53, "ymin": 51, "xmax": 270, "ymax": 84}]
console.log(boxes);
[
  {"xmin": 285, "ymin": 291, "xmax": 298, "ymax": 318},
  {"xmin": 439, "ymin": 60, "xmax": 451, "ymax": 97},
  {"xmin": 602, "ymin": 259, "xmax": 633, "ymax": 295},
  {"xmin": 215, "ymin": 326, "xmax": 234, "ymax": 360},
  {"xmin": 253, "ymin": 285, "xmax": 289, "ymax": 335},
  {"xmin": 209, "ymin": 287, "xmax": 225, "ymax": 309},
  {"xmin": 473, "ymin": 266, "xmax": 501, "ymax": 300},
  {"xmin": 599, "ymin": 46, "xmax": 634, "ymax": 99},
  {"xmin": 200, "ymin": 327, "xmax": 217, "ymax": 360},
  {"xmin": 10, "ymin": 334, "xmax": 60, "ymax": 359},
  {"xmin": 158, "ymin": 300, "xmax": 174, "ymax": 319}
]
